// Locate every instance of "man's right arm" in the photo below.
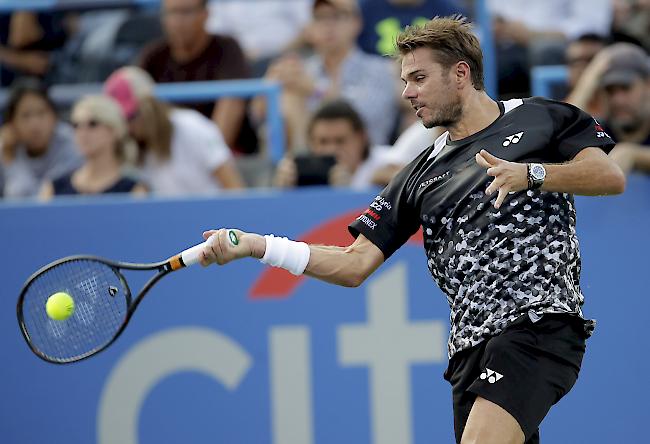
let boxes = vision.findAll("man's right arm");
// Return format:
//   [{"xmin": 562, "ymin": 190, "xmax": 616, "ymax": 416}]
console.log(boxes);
[{"xmin": 199, "ymin": 229, "xmax": 385, "ymax": 288}]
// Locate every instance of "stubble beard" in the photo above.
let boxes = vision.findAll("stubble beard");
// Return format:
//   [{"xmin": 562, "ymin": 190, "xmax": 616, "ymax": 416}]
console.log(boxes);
[{"xmin": 422, "ymin": 94, "xmax": 464, "ymax": 129}]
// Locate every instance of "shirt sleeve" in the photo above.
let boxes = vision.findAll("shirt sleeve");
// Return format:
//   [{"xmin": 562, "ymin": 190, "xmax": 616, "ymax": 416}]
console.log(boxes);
[
  {"xmin": 216, "ymin": 36, "xmax": 251, "ymax": 79},
  {"xmin": 194, "ymin": 116, "xmax": 233, "ymax": 171},
  {"xmin": 543, "ymin": 98, "xmax": 616, "ymax": 160},
  {"xmin": 348, "ymin": 163, "xmax": 421, "ymax": 259}
]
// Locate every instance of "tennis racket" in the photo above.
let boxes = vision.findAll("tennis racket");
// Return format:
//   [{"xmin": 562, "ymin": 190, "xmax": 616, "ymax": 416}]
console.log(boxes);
[{"xmin": 17, "ymin": 230, "xmax": 239, "ymax": 364}]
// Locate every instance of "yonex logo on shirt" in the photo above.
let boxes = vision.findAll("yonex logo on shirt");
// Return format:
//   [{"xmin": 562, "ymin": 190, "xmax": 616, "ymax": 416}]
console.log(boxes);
[
  {"xmin": 502, "ymin": 132, "xmax": 524, "ymax": 147},
  {"xmin": 479, "ymin": 368, "xmax": 504, "ymax": 383}
]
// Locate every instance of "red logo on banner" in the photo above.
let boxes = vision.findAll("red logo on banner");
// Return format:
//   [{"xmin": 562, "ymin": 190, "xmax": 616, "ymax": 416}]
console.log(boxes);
[{"xmin": 249, "ymin": 209, "xmax": 423, "ymax": 299}]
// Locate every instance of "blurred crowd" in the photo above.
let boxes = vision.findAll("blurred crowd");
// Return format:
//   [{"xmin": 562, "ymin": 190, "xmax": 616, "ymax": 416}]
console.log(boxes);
[{"xmin": 0, "ymin": 0, "xmax": 648, "ymax": 201}]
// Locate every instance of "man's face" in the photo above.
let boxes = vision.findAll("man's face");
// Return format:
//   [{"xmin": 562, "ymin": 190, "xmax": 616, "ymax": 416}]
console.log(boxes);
[
  {"xmin": 311, "ymin": 1, "xmax": 361, "ymax": 54},
  {"xmin": 603, "ymin": 78, "xmax": 650, "ymax": 132},
  {"xmin": 401, "ymin": 47, "xmax": 464, "ymax": 129},
  {"xmin": 566, "ymin": 40, "xmax": 604, "ymax": 89},
  {"xmin": 161, "ymin": 0, "xmax": 207, "ymax": 48},
  {"xmin": 309, "ymin": 118, "xmax": 366, "ymax": 170}
]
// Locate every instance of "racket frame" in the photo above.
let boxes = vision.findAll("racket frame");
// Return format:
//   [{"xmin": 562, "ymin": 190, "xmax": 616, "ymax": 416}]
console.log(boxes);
[{"xmin": 17, "ymin": 254, "xmax": 176, "ymax": 364}]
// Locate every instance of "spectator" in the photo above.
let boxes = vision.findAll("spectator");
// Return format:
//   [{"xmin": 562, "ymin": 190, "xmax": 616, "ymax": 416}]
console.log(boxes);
[
  {"xmin": 40, "ymin": 95, "xmax": 146, "ymax": 199},
  {"xmin": 205, "ymin": 0, "xmax": 312, "ymax": 73},
  {"xmin": 104, "ymin": 66, "xmax": 245, "ymax": 196},
  {"xmin": 564, "ymin": 33, "xmax": 607, "ymax": 116},
  {"xmin": 370, "ymin": 121, "xmax": 443, "ymax": 186},
  {"xmin": 488, "ymin": 0, "xmax": 612, "ymax": 98},
  {"xmin": 273, "ymin": 99, "xmax": 389, "ymax": 190},
  {"xmin": 611, "ymin": 0, "xmax": 650, "ymax": 52},
  {"xmin": 596, "ymin": 44, "xmax": 650, "ymax": 174},
  {"xmin": 0, "ymin": 11, "xmax": 73, "ymax": 86},
  {"xmin": 262, "ymin": 0, "xmax": 401, "ymax": 152},
  {"xmin": 139, "ymin": 0, "xmax": 258, "ymax": 154},
  {"xmin": 357, "ymin": 0, "xmax": 465, "ymax": 56},
  {"xmin": 0, "ymin": 80, "xmax": 81, "ymax": 199}
]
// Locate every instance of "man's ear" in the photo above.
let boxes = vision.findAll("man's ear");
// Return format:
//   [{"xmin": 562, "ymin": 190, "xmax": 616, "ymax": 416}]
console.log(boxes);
[{"xmin": 455, "ymin": 61, "xmax": 471, "ymax": 87}]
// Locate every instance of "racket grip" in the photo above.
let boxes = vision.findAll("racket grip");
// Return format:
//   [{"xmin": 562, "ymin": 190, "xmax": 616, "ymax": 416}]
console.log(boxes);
[
  {"xmin": 168, "ymin": 241, "xmax": 209, "ymax": 270},
  {"xmin": 180, "ymin": 241, "xmax": 209, "ymax": 267}
]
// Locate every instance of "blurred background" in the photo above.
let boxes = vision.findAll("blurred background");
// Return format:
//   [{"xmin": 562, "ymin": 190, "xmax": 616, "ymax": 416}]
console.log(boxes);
[{"xmin": 0, "ymin": 1, "xmax": 648, "ymax": 443}]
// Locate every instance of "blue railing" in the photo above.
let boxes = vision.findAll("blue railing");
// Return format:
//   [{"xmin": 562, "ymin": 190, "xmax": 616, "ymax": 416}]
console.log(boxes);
[
  {"xmin": 0, "ymin": 79, "xmax": 286, "ymax": 162},
  {"xmin": 531, "ymin": 65, "xmax": 569, "ymax": 98}
]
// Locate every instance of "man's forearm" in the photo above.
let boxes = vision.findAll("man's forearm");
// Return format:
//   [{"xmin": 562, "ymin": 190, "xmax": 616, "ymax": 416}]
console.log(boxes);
[
  {"xmin": 541, "ymin": 148, "xmax": 625, "ymax": 196},
  {"xmin": 0, "ymin": 46, "xmax": 49, "ymax": 75},
  {"xmin": 304, "ymin": 244, "xmax": 383, "ymax": 288}
]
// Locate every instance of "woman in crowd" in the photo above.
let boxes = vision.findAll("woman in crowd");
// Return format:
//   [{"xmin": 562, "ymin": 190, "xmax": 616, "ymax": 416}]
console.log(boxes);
[
  {"xmin": 39, "ymin": 94, "xmax": 146, "ymax": 199},
  {"xmin": 0, "ymin": 80, "xmax": 81, "ymax": 198},
  {"xmin": 104, "ymin": 66, "xmax": 244, "ymax": 196}
]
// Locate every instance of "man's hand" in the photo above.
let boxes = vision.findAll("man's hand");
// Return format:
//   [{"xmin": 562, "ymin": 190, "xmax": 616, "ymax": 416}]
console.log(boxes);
[
  {"xmin": 609, "ymin": 142, "xmax": 650, "ymax": 174},
  {"xmin": 199, "ymin": 229, "xmax": 266, "ymax": 267},
  {"xmin": 0, "ymin": 123, "xmax": 18, "ymax": 164},
  {"xmin": 266, "ymin": 54, "xmax": 315, "ymax": 97},
  {"xmin": 475, "ymin": 150, "xmax": 528, "ymax": 209}
]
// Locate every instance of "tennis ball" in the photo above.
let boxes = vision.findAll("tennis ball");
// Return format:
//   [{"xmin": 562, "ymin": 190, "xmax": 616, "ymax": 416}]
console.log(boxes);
[{"xmin": 46, "ymin": 292, "xmax": 75, "ymax": 321}]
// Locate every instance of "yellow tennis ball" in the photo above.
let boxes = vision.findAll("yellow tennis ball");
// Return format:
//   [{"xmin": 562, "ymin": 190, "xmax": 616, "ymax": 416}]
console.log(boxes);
[{"xmin": 46, "ymin": 292, "xmax": 75, "ymax": 321}]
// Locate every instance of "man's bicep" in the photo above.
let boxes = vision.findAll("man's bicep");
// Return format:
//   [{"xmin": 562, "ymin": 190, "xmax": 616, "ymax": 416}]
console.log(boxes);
[{"xmin": 572, "ymin": 146, "xmax": 610, "ymax": 162}]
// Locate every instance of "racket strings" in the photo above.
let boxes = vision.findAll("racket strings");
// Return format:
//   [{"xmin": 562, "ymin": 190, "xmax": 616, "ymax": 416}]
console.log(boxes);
[{"xmin": 21, "ymin": 260, "xmax": 129, "ymax": 362}]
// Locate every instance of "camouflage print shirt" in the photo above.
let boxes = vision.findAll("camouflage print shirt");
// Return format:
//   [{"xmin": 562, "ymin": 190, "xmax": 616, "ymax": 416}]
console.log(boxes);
[{"xmin": 349, "ymin": 97, "xmax": 615, "ymax": 358}]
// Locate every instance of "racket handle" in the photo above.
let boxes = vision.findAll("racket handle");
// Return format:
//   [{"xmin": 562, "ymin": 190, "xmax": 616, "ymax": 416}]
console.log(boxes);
[
  {"xmin": 168, "ymin": 231, "xmax": 238, "ymax": 271},
  {"xmin": 167, "ymin": 241, "xmax": 209, "ymax": 270},
  {"xmin": 181, "ymin": 241, "xmax": 208, "ymax": 267}
]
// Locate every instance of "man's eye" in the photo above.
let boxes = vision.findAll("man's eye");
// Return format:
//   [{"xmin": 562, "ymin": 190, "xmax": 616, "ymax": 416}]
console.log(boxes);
[{"xmin": 416, "ymin": 76, "xmax": 425, "ymax": 82}]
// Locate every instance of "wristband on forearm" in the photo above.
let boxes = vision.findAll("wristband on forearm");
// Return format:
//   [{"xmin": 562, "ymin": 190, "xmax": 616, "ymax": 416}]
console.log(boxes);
[{"xmin": 259, "ymin": 234, "xmax": 311, "ymax": 275}]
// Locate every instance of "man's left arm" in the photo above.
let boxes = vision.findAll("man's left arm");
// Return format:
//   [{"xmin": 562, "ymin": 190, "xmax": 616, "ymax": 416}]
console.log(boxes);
[{"xmin": 476, "ymin": 147, "xmax": 626, "ymax": 209}]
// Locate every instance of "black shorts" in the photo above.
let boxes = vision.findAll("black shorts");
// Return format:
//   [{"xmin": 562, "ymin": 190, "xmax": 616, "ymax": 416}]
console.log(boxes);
[{"xmin": 443, "ymin": 312, "xmax": 589, "ymax": 443}]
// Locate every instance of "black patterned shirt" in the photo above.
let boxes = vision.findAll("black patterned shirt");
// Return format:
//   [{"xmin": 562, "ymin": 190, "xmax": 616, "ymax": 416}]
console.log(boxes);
[{"xmin": 349, "ymin": 97, "xmax": 615, "ymax": 358}]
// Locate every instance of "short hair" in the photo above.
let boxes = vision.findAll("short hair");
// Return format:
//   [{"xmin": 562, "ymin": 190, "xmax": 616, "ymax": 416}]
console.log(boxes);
[
  {"xmin": 3, "ymin": 78, "xmax": 57, "ymax": 123},
  {"xmin": 396, "ymin": 15, "xmax": 484, "ymax": 91},
  {"xmin": 308, "ymin": 99, "xmax": 370, "ymax": 159}
]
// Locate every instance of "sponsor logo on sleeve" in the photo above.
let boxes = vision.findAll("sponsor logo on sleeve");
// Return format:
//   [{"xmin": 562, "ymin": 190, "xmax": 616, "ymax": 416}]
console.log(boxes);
[
  {"xmin": 594, "ymin": 122, "xmax": 609, "ymax": 138},
  {"xmin": 369, "ymin": 196, "xmax": 392, "ymax": 213},
  {"xmin": 356, "ymin": 214, "xmax": 377, "ymax": 229}
]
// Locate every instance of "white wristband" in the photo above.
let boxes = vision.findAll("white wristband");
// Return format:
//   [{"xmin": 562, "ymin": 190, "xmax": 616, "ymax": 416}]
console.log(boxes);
[{"xmin": 260, "ymin": 234, "xmax": 311, "ymax": 275}]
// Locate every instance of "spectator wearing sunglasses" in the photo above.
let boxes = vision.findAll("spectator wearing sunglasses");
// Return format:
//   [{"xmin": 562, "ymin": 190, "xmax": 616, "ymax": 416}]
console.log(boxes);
[
  {"xmin": 0, "ymin": 79, "xmax": 81, "ymax": 199},
  {"xmin": 39, "ymin": 95, "xmax": 146, "ymax": 199}
]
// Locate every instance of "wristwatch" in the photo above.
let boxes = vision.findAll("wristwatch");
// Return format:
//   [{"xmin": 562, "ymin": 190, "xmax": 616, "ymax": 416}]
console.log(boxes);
[{"xmin": 527, "ymin": 163, "xmax": 546, "ymax": 190}]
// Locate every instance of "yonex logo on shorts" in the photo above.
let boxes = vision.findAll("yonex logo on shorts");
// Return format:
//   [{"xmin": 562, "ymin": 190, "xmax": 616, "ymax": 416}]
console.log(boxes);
[
  {"xmin": 502, "ymin": 132, "xmax": 524, "ymax": 146},
  {"xmin": 479, "ymin": 368, "xmax": 504, "ymax": 383}
]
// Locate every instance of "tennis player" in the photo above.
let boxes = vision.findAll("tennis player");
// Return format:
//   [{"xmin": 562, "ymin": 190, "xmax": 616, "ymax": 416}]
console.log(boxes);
[{"xmin": 200, "ymin": 16, "xmax": 625, "ymax": 444}]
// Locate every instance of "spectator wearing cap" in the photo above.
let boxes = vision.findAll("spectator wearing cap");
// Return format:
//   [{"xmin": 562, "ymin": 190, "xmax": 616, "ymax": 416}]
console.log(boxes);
[
  {"xmin": 39, "ymin": 95, "xmax": 146, "ymax": 199},
  {"xmin": 104, "ymin": 66, "xmax": 245, "ymax": 196},
  {"xmin": 596, "ymin": 44, "xmax": 650, "ymax": 174},
  {"xmin": 138, "ymin": 0, "xmax": 258, "ymax": 155},
  {"xmin": 260, "ymin": 0, "xmax": 401, "ymax": 152}
]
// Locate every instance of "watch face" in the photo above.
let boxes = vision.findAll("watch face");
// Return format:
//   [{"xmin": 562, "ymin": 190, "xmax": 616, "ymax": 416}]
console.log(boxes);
[{"xmin": 531, "ymin": 164, "xmax": 546, "ymax": 180}]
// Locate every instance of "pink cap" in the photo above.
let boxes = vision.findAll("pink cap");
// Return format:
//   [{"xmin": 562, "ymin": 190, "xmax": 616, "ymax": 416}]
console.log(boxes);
[{"xmin": 104, "ymin": 71, "xmax": 139, "ymax": 120}]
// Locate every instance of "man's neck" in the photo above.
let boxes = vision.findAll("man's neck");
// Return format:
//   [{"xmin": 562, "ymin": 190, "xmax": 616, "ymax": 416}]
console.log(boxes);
[
  {"xmin": 447, "ymin": 91, "xmax": 501, "ymax": 141},
  {"xmin": 170, "ymin": 33, "xmax": 212, "ymax": 64}
]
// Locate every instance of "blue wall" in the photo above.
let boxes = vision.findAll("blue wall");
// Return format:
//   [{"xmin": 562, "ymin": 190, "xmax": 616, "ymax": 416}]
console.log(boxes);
[{"xmin": 1, "ymin": 179, "xmax": 649, "ymax": 443}]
